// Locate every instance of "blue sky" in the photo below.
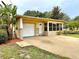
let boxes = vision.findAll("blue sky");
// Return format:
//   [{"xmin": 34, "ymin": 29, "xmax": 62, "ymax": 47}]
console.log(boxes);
[{"xmin": 1, "ymin": 0, "xmax": 79, "ymax": 18}]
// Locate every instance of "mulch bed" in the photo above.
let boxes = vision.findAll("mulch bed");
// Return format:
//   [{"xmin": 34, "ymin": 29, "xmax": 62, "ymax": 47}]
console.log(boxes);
[
  {"xmin": 0, "ymin": 39, "xmax": 23, "ymax": 45},
  {"xmin": 8, "ymin": 39, "xmax": 23, "ymax": 44}
]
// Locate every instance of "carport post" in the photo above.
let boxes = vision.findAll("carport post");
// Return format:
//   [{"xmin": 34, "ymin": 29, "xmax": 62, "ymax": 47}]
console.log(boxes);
[
  {"xmin": 56, "ymin": 23, "xmax": 57, "ymax": 31},
  {"xmin": 62, "ymin": 23, "xmax": 64, "ymax": 30},
  {"xmin": 19, "ymin": 18, "xmax": 23, "ymax": 39},
  {"xmin": 47, "ymin": 22, "xmax": 49, "ymax": 36},
  {"xmin": 59, "ymin": 23, "xmax": 61, "ymax": 31}
]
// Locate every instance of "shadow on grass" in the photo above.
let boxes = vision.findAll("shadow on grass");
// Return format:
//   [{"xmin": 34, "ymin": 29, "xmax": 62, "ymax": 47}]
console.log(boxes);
[
  {"xmin": 22, "ymin": 46, "xmax": 71, "ymax": 59},
  {"xmin": 0, "ymin": 44, "xmax": 71, "ymax": 59}
]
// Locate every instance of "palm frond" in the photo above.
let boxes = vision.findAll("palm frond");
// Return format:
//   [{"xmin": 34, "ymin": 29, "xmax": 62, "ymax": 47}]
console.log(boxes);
[{"xmin": 1, "ymin": 1, "xmax": 6, "ymax": 7}]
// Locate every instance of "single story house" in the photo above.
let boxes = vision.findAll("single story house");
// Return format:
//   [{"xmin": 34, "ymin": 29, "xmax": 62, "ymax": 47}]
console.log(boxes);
[{"xmin": 16, "ymin": 15, "xmax": 64, "ymax": 39}]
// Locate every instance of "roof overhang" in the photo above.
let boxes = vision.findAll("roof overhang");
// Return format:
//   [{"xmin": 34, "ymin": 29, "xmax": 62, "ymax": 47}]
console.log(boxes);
[{"xmin": 16, "ymin": 15, "xmax": 64, "ymax": 23}]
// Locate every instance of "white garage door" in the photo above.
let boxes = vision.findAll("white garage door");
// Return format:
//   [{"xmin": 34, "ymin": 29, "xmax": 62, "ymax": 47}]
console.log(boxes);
[{"xmin": 22, "ymin": 24, "xmax": 35, "ymax": 37}]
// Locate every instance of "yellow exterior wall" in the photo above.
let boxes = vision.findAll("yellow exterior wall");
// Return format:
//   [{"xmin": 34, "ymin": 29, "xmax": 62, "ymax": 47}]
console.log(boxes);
[{"xmin": 17, "ymin": 16, "xmax": 64, "ymax": 38}]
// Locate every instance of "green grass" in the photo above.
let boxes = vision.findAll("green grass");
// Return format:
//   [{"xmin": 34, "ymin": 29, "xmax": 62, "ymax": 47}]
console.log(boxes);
[
  {"xmin": 65, "ymin": 34, "xmax": 79, "ymax": 38},
  {"xmin": 0, "ymin": 44, "xmax": 70, "ymax": 59}
]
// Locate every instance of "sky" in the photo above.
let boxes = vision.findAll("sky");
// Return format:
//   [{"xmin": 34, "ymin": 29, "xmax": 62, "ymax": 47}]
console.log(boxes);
[{"xmin": 0, "ymin": 0, "xmax": 79, "ymax": 18}]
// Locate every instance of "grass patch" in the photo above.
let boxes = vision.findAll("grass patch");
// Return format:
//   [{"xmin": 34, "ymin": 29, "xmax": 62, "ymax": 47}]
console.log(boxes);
[
  {"xmin": 0, "ymin": 44, "xmax": 70, "ymax": 59},
  {"xmin": 65, "ymin": 34, "xmax": 79, "ymax": 38}
]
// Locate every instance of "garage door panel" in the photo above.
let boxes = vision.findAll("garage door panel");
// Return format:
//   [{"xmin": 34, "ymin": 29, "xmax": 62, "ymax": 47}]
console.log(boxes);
[{"xmin": 22, "ymin": 24, "xmax": 34, "ymax": 37}]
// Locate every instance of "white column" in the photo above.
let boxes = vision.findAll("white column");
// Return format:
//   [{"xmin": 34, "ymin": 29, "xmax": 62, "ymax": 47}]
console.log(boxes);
[
  {"xmin": 59, "ymin": 24, "xmax": 61, "ymax": 31},
  {"xmin": 20, "ymin": 18, "xmax": 23, "ymax": 29},
  {"xmin": 52, "ymin": 23, "xmax": 53, "ymax": 31},
  {"xmin": 19, "ymin": 18, "xmax": 23, "ymax": 39},
  {"xmin": 47, "ymin": 22, "xmax": 49, "ymax": 36},
  {"xmin": 62, "ymin": 23, "xmax": 64, "ymax": 30},
  {"xmin": 42, "ymin": 23, "xmax": 44, "ymax": 35},
  {"xmin": 56, "ymin": 23, "xmax": 57, "ymax": 31}
]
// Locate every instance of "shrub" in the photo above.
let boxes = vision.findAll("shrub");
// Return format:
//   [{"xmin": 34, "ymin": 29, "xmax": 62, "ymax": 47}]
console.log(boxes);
[
  {"xmin": 56, "ymin": 31, "xmax": 62, "ymax": 35},
  {"xmin": 63, "ymin": 30, "xmax": 69, "ymax": 34},
  {"xmin": 0, "ymin": 29, "xmax": 8, "ymax": 44},
  {"xmin": 63, "ymin": 30, "xmax": 79, "ymax": 34},
  {"xmin": 0, "ymin": 34, "xmax": 8, "ymax": 44}
]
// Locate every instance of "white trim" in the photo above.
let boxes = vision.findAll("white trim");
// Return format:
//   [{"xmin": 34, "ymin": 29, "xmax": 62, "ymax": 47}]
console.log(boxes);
[
  {"xmin": 59, "ymin": 24, "xmax": 61, "ymax": 31},
  {"xmin": 62, "ymin": 23, "xmax": 64, "ymax": 30},
  {"xmin": 20, "ymin": 18, "xmax": 23, "ymax": 29},
  {"xmin": 20, "ymin": 29, "xmax": 23, "ymax": 39},
  {"xmin": 47, "ymin": 22, "xmax": 49, "ymax": 35},
  {"xmin": 19, "ymin": 18, "xmax": 23, "ymax": 39}
]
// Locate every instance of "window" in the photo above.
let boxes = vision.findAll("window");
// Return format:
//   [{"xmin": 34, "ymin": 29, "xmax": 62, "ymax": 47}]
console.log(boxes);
[
  {"xmin": 60, "ymin": 24, "xmax": 62, "ymax": 30},
  {"xmin": 44, "ymin": 23, "xmax": 47, "ymax": 31},
  {"xmin": 53, "ymin": 24, "xmax": 56, "ymax": 31},
  {"xmin": 49, "ymin": 23, "xmax": 52, "ymax": 31},
  {"xmin": 57, "ymin": 24, "xmax": 59, "ymax": 31}
]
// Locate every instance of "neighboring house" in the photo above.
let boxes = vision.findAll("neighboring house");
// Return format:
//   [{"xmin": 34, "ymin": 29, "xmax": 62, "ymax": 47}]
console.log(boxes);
[{"xmin": 16, "ymin": 15, "xmax": 64, "ymax": 39}]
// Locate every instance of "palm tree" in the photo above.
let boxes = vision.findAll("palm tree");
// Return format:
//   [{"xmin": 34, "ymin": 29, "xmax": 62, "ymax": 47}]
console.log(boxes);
[
  {"xmin": 0, "ymin": 1, "xmax": 17, "ymax": 40},
  {"xmin": 50, "ymin": 6, "xmax": 64, "ymax": 19}
]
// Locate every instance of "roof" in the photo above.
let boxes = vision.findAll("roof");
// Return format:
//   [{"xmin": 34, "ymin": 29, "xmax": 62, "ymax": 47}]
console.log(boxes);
[{"xmin": 16, "ymin": 15, "xmax": 64, "ymax": 23}]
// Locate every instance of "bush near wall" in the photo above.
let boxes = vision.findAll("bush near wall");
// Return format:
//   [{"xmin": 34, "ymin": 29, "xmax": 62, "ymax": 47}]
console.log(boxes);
[
  {"xmin": 56, "ymin": 30, "xmax": 79, "ymax": 35},
  {"xmin": 0, "ymin": 29, "xmax": 8, "ymax": 44},
  {"xmin": 56, "ymin": 31, "xmax": 60, "ymax": 35},
  {"xmin": 56, "ymin": 31, "xmax": 63, "ymax": 35},
  {"xmin": 63, "ymin": 30, "xmax": 79, "ymax": 34}
]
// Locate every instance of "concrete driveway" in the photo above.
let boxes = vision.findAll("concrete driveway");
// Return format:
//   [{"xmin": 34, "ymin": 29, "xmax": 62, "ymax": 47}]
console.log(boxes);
[{"xmin": 17, "ymin": 36, "xmax": 79, "ymax": 59}]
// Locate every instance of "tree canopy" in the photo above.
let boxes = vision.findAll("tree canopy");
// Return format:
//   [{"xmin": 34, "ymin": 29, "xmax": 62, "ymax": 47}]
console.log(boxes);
[
  {"xmin": 67, "ymin": 20, "xmax": 79, "ymax": 30},
  {"xmin": 74, "ymin": 16, "xmax": 79, "ymax": 20},
  {"xmin": 50, "ymin": 6, "xmax": 64, "ymax": 19},
  {"xmin": 23, "ymin": 6, "xmax": 70, "ymax": 21},
  {"xmin": 0, "ymin": 1, "xmax": 17, "ymax": 39},
  {"xmin": 24, "ymin": 10, "xmax": 42, "ymax": 17},
  {"xmin": 62, "ymin": 13, "xmax": 70, "ymax": 21}
]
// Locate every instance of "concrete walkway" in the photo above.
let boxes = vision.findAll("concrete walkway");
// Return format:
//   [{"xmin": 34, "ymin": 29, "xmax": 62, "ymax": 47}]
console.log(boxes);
[{"xmin": 16, "ymin": 36, "xmax": 79, "ymax": 59}]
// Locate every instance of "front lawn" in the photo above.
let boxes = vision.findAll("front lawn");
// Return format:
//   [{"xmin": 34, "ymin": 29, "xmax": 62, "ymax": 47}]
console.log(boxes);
[
  {"xmin": 65, "ymin": 34, "xmax": 79, "ymax": 38},
  {"xmin": 0, "ymin": 44, "xmax": 70, "ymax": 59}
]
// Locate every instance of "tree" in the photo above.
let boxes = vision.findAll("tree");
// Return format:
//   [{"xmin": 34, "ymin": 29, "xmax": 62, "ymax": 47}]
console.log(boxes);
[
  {"xmin": 74, "ymin": 16, "xmax": 79, "ymax": 20},
  {"xmin": 24, "ymin": 10, "xmax": 44, "ymax": 17},
  {"xmin": 0, "ymin": 1, "xmax": 17, "ymax": 39},
  {"xmin": 36, "ymin": 11, "xmax": 44, "ymax": 17},
  {"xmin": 73, "ymin": 16, "xmax": 79, "ymax": 30},
  {"xmin": 67, "ymin": 20, "xmax": 79, "ymax": 30},
  {"xmin": 75, "ymin": 21, "xmax": 79, "ymax": 30},
  {"xmin": 67, "ymin": 21, "xmax": 76, "ymax": 30},
  {"xmin": 24, "ymin": 10, "xmax": 52, "ymax": 18},
  {"xmin": 62, "ymin": 13, "xmax": 70, "ymax": 21},
  {"xmin": 23, "ymin": 6, "xmax": 70, "ymax": 20},
  {"xmin": 50, "ymin": 6, "xmax": 64, "ymax": 19},
  {"xmin": 24, "ymin": 10, "xmax": 37, "ymax": 17},
  {"xmin": 43, "ymin": 11, "xmax": 51, "ymax": 18}
]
